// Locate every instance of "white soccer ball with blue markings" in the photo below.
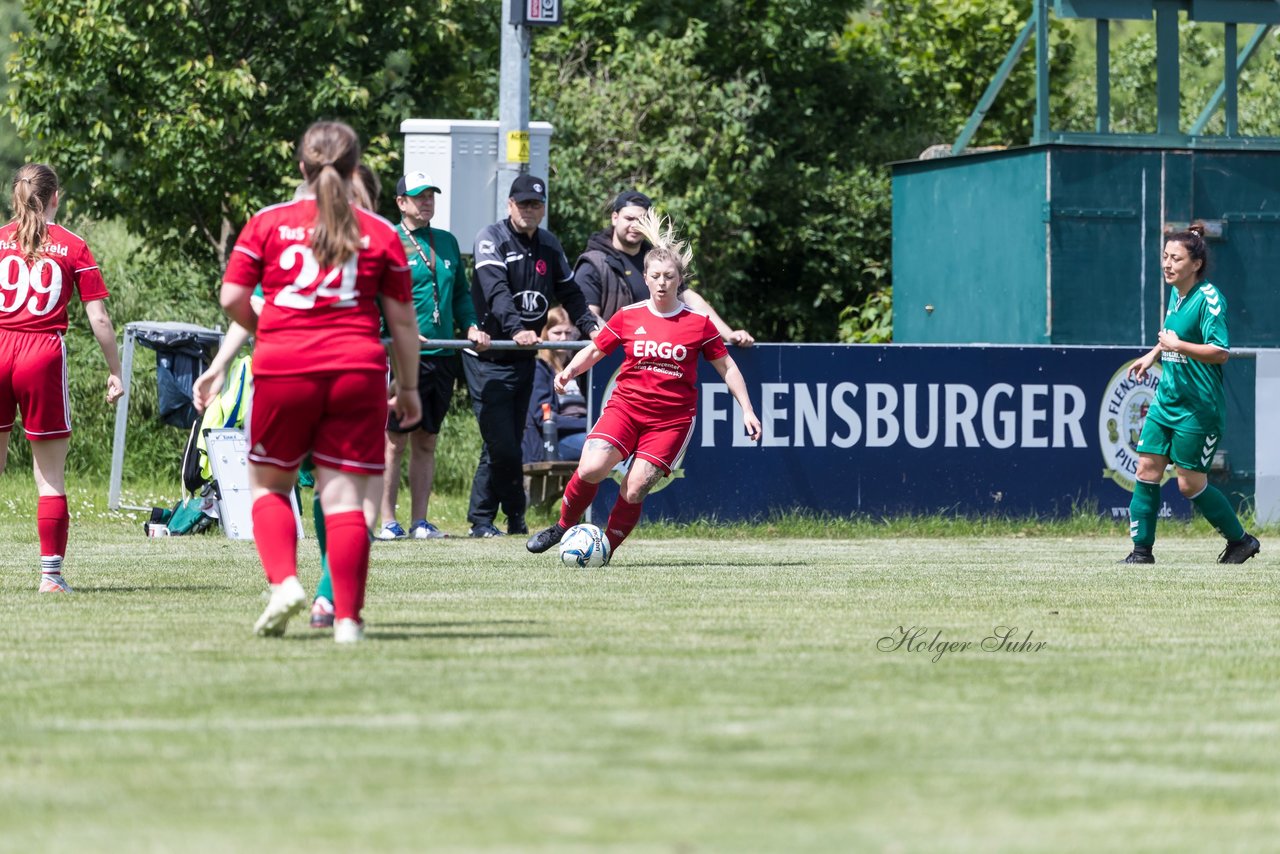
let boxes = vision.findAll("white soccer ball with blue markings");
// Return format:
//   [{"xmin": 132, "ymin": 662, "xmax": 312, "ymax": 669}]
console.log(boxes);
[{"xmin": 558, "ymin": 523, "xmax": 611, "ymax": 568}]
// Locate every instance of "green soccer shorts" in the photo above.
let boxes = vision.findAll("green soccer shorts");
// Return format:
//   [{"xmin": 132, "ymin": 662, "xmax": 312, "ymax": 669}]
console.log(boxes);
[{"xmin": 1136, "ymin": 418, "xmax": 1219, "ymax": 474}]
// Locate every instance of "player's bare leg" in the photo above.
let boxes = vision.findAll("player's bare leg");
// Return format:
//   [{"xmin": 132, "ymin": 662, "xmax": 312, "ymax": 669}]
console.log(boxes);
[{"xmin": 604, "ymin": 459, "xmax": 665, "ymax": 552}]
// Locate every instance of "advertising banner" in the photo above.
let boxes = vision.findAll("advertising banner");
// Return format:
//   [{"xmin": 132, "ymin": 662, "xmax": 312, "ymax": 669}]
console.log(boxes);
[{"xmin": 586, "ymin": 344, "xmax": 1196, "ymax": 523}]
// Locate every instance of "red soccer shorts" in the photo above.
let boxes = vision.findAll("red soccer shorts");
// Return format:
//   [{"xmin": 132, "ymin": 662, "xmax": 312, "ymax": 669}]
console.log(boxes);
[
  {"xmin": 588, "ymin": 403, "xmax": 695, "ymax": 475},
  {"xmin": 0, "ymin": 329, "xmax": 71, "ymax": 440},
  {"xmin": 247, "ymin": 371, "xmax": 387, "ymax": 474}
]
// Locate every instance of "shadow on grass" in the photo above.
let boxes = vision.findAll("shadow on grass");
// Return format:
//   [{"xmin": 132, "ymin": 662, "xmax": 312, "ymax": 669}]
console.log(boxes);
[
  {"xmin": 368, "ymin": 630, "xmax": 553, "ymax": 641},
  {"xmin": 631, "ymin": 559, "xmax": 811, "ymax": 568},
  {"xmin": 279, "ymin": 620, "xmax": 552, "ymax": 643},
  {"xmin": 376, "ymin": 619, "xmax": 542, "ymax": 629},
  {"xmin": 75, "ymin": 585, "xmax": 237, "ymax": 594}
]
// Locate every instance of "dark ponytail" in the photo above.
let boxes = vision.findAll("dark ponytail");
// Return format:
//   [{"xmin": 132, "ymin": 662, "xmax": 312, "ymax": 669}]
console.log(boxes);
[{"xmin": 1166, "ymin": 221, "xmax": 1209, "ymax": 280}]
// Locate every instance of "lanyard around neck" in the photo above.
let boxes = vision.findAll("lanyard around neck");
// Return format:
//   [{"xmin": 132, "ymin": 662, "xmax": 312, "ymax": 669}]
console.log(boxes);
[{"xmin": 402, "ymin": 223, "xmax": 441, "ymax": 324}]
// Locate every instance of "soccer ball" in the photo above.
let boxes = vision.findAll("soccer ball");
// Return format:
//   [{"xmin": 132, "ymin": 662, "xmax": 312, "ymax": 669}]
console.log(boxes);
[{"xmin": 558, "ymin": 523, "xmax": 611, "ymax": 568}]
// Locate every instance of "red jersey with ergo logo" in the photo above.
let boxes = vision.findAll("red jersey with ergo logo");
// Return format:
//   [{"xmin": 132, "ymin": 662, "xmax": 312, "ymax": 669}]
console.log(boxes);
[{"xmin": 595, "ymin": 300, "xmax": 727, "ymax": 419}]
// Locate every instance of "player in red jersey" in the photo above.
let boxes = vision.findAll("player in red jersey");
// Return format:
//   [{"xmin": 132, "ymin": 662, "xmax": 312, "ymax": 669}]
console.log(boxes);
[
  {"xmin": 220, "ymin": 122, "xmax": 422, "ymax": 643},
  {"xmin": 526, "ymin": 211, "xmax": 761, "ymax": 559},
  {"xmin": 0, "ymin": 164, "xmax": 124, "ymax": 593}
]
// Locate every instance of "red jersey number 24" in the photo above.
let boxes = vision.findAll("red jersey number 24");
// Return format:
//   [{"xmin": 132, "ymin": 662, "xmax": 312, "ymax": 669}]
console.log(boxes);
[{"xmin": 274, "ymin": 245, "xmax": 358, "ymax": 310}]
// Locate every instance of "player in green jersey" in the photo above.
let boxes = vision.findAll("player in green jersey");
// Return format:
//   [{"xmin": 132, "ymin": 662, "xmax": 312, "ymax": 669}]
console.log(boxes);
[{"xmin": 1122, "ymin": 223, "xmax": 1261, "ymax": 565}]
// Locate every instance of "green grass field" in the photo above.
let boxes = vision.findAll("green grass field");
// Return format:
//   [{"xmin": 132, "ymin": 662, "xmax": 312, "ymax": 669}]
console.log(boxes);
[{"xmin": 1, "ymin": 485, "xmax": 1277, "ymax": 852}]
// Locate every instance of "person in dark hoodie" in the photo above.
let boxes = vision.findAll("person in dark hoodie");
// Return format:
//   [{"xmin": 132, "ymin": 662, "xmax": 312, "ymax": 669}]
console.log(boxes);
[{"xmin": 573, "ymin": 189, "xmax": 755, "ymax": 346}]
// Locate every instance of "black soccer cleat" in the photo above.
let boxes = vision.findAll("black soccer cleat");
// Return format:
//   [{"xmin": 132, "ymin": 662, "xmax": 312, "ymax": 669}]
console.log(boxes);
[
  {"xmin": 526, "ymin": 522, "xmax": 567, "ymax": 554},
  {"xmin": 1218, "ymin": 533, "xmax": 1261, "ymax": 565},
  {"xmin": 1119, "ymin": 548, "xmax": 1155, "ymax": 564}
]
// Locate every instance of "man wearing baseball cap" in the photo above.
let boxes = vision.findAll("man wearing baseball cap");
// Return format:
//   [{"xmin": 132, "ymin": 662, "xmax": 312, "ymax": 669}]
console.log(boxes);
[
  {"xmin": 464, "ymin": 175, "xmax": 597, "ymax": 538},
  {"xmin": 573, "ymin": 188, "xmax": 754, "ymax": 345},
  {"xmin": 375, "ymin": 171, "xmax": 491, "ymax": 542}
]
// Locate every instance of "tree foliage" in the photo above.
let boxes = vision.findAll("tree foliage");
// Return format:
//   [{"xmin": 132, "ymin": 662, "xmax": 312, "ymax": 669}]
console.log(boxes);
[
  {"xmin": 0, "ymin": 0, "xmax": 27, "ymax": 178},
  {"xmin": 535, "ymin": 0, "xmax": 894, "ymax": 341},
  {"xmin": 1055, "ymin": 20, "xmax": 1280, "ymax": 138},
  {"xmin": 848, "ymin": 0, "xmax": 1076, "ymax": 153},
  {"xmin": 8, "ymin": 0, "xmax": 497, "ymax": 265},
  {"xmin": 534, "ymin": 24, "xmax": 772, "ymax": 313}
]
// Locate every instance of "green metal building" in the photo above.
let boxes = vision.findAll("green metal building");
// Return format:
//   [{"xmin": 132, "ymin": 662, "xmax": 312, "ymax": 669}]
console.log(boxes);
[
  {"xmin": 890, "ymin": 0, "xmax": 1280, "ymax": 511},
  {"xmin": 894, "ymin": 0, "xmax": 1280, "ymax": 346},
  {"xmin": 893, "ymin": 145, "xmax": 1280, "ymax": 346}
]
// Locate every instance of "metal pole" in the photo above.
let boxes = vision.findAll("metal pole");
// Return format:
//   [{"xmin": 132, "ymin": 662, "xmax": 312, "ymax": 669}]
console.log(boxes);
[
  {"xmin": 416, "ymin": 339, "xmax": 589, "ymax": 352},
  {"xmin": 1224, "ymin": 23, "xmax": 1238, "ymax": 137},
  {"xmin": 496, "ymin": 0, "xmax": 530, "ymax": 222},
  {"xmin": 107, "ymin": 326, "xmax": 137, "ymax": 510},
  {"xmin": 1154, "ymin": 0, "xmax": 1180, "ymax": 136},
  {"xmin": 1033, "ymin": 0, "xmax": 1049, "ymax": 143},
  {"xmin": 1096, "ymin": 19, "xmax": 1110, "ymax": 134}
]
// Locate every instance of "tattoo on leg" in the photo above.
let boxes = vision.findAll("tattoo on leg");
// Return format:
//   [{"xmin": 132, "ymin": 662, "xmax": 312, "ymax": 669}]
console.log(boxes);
[
  {"xmin": 584, "ymin": 438, "xmax": 614, "ymax": 453},
  {"xmin": 634, "ymin": 463, "xmax": 666, "ymax": 500}
]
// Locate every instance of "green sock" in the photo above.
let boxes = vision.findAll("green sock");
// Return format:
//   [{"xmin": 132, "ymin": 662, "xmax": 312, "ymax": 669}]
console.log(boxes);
[
  {"xmin": 1129, "ymin": 480, "xmax": 1161, "ymax": 548},
  {"xmin": 1191, "ymin": 484, "xmax": 1246, "ymax": 542},
  {"xmin": 313, "ymin": 493, "xmax": 334, "ymax": 604}
]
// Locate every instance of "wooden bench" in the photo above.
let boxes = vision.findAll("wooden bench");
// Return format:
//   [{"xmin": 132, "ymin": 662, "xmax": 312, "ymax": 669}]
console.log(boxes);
[{"xmin": 523, "ymin": 460, "xmax": 578, "ymax": 512}]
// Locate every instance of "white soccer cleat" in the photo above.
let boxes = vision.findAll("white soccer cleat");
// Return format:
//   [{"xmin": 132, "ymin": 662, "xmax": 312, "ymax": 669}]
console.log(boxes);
[
  {"xmin": 333, "ymin": 618, "xmax": 365, "ymax": 644},
  {"xmin": 253, "ymin": 576, "xmax": 307, "ymax": 637},
  {"xmin": 38, "ymin": 573, "xmax": 73, "ymax": 594}
]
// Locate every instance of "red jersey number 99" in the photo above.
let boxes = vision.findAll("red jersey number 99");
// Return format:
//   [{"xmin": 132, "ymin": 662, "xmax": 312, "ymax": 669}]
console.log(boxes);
[{"xmin": 0, "ymin": 256, "xmax": 63, "ymax": 317}]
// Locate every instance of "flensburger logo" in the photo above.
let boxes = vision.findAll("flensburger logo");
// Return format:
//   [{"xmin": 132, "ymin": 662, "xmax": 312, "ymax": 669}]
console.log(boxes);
[{"xmin": 1099, "ymin": 359, "xmax": 1166, "ymax": 490}]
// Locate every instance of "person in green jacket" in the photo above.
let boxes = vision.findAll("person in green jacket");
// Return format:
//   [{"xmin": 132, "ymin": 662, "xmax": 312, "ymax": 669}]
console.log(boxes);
[{"xmin": 376, "ymin": 172, "xmax": 490, "ymax": 541}]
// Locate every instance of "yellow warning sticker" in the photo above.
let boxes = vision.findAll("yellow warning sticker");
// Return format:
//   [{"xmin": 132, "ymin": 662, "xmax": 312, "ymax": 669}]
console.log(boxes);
[{"xmin": 507, "ymin": 131, "xmax": 530, "ymax": 163}]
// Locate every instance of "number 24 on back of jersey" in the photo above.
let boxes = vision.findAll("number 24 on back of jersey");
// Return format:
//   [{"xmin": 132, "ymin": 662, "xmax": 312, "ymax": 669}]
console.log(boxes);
[{"xmin": 273, "ymin": 245, "xmax": 358, "ymax": 310}]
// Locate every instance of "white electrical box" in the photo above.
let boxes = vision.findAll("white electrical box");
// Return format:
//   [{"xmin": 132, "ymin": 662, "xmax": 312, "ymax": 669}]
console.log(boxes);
[{"xmin": 400, "ymin": 119, "xmax": 554, "ymax": 254}]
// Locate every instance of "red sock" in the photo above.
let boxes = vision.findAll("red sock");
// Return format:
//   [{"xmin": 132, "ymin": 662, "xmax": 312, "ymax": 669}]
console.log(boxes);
[
  {"xmin": 604, "ymin": 497, "xmax": 643, "ymax": 551},
  {"xmin": 559, "ymin": 473, "xmax": 599, "ymax": 528},
  {"xmin": 325, "ymin": 510, "xmax": 370, "ymax": 622},
  {"xmin": 37, "ymin": 495, "xmax": 70, "ymax": 557},
  {"xmin": 251, "ymin": 493, "xmax": 297, "ymax": 585}
]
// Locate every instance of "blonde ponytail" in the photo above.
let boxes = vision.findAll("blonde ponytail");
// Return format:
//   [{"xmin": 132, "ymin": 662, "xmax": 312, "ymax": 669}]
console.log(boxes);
[{"xmin": 634, "ymin": 209, "xmax": 694, "ymax": 281}]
